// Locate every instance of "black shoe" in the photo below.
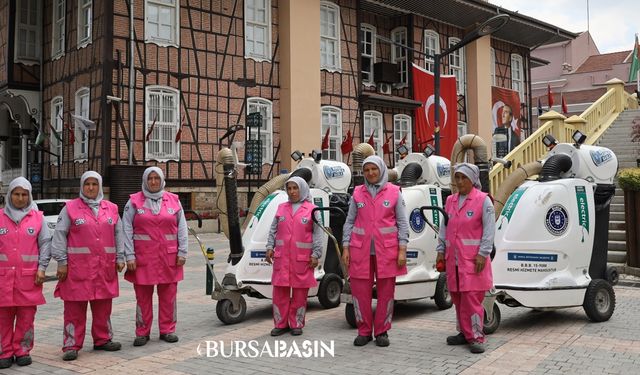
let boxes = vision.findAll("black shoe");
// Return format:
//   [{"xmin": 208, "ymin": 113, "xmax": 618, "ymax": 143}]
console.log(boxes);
[
  {"xmin": 469, "ymin": 341, "xmax": 486, "ymax": 353},
  {"xmin": 94, "ymin": 340, "xmax": 122, "ymax": 351},
  {"xmin": 446, "ymin": 332, "xmax": 467, "ymax": 345},
  {"xmin": 0, "ymin": 357, "xmax": 12, "ymax": 369},
  {"xmin": 375, "ymin": 332, "xmax": 390, "ymax": 347},
  {"xmin": 353, "ymin": 335, "xmax": 372, "ymax": 346},
  {"xmin": 270, "ymin": 327, "xmax": 289, "ymax": 336},
  {"xmin": 159, "ymin": 333, "xmax": 179, "ymax": 343},
  {"xmin": 15, "ymin": 355, "xmax": 32, "ymax": 366},
  {"xmin": 291, "ymin": 328, "xmax": 303, "ymax": 336},
  {"xmin": 133, "ymin": 336, "xmax": 150, "ymax": 346},
  {"xmin": 62, "ymin": 350, "xmax": 78, "ymax": 361}
]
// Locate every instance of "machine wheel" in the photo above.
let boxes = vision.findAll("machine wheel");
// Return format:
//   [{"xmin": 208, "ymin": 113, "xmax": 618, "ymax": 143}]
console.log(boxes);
[
  {"xmin": 434, "ymin": 272, "xmax": 453, "ymax": 310},
  {"xmin": 483, "ymin": 302, "xmax": 501, "ymax": 335},
  {"xmin": 605, "ymin": 266, "xmax": 619, "ymax": 286},
  {"xmin": 345, "ymin": 303, "xmax": 357, "ymax": 328},
  {"xmin": 583, "ymin": 279, "xmax": 616, "ymax": 322},
  {"xmin": 318, "ymin": 273, "xmax": 343, "ymax": 309},
  {"xmin": 216, "ymin": 297, "xmax": 247, "ymax": 325}
]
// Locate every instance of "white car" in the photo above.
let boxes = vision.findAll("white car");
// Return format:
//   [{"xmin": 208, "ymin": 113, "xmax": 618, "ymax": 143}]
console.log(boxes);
[{"xmin": 34, "ymin": 199, "xmax": 70, "ymax": 236}]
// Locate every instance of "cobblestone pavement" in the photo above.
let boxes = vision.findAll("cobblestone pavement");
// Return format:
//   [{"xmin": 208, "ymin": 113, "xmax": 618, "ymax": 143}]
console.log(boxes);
[{"xmin": 3, "ymin": 232, "xmax": 640, "ymax": 375}]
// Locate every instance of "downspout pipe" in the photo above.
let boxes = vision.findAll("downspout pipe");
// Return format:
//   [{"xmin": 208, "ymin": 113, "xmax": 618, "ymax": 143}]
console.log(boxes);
[{"xmin": 128, "ymin": 0, "xmax": 135, "ymax": 165}]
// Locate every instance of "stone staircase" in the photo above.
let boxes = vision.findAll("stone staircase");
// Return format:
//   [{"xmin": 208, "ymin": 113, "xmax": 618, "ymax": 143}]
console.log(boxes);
[{"xmin": 595, "ymin": 108, "xmax": 640, "ymax": 263}]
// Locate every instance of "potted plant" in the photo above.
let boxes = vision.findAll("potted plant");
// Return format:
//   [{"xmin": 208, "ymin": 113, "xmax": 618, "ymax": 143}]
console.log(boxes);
[{"xmin": 618, "ymin": 168, "xmax": 640, "ymax": 267}]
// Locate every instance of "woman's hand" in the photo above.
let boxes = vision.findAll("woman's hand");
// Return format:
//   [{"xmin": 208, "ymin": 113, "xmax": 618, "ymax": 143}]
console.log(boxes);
[
  {"xmin": 176, "ymin": 256, "xmax": 186, "ymax": 266},
  {"xmin": 126, "ymin": 260, "xmax": 137, "ymax": 272},
  {"xmin": 56, "ymin": 264, "xmax": 68, "ymax": 281},
  {"xmin": 397, "ymin": 246, "xmax": 407, "ymax": 267},
  {"xmin": 265, "ymin": 249, "xmax": 274, "ymax": 264},
  {"xmin": 341, "ymin": 246, "xmax": 350, "ymax": 267},
  {"xmin": 35, "ymin": 270, "xmax": 46, "ymax": 285},
  {"xmin": 308, "ymin": 257, "xmax": 319, "ymax": 269},
  {"xmin": 117, "ymin": 262, "xmax": 125, "ymax": 272},
  {"xmin": 475, "ymin": 255, "xmax": 487, "ymax": 273}
]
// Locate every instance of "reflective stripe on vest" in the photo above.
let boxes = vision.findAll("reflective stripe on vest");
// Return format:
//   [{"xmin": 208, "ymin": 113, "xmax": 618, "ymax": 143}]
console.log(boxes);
[
  {"xmin": 21, "ymin": 254, "xmax": 39, "ymax": 262},
  {"xmin": 133, "ymin": 234, "xmax": 151, "ymax": 241},
  {"xmin": 165, "ymin": 234, "xmax": 177, "ymax": 241},
  {"xmin": 67, "ymin": 247, "xmax": 91, "ymax": 254},
  {"xmin": 352, "ymin": 227, "xmax": 365, "ymax": 235},
  {"xmin": 104, "ymin": 247, "xmax": 116, "ymax": 254},
  {"xmin": 0, "ymin": 254, "xmax": 8, "ymax": 261},
  {"xmin": 461, "ymin": 239, "xmax": 481, "ymax": 246},
  {"xmin": 295, "ymin": 242, "xmax": 313, "ymax": 249},
  {"xmin": 275, "ymin": 239, "xmax": 285, "ymax": 246},
  {"xmin": 379, "ymin": 226, "xmax": 398, "ymax": 234}
]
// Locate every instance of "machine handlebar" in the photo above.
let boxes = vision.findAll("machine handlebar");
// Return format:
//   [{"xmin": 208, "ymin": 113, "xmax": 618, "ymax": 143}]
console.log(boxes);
[
  {"xmin": 420, "ymin": 206, "xmax": 448, "ymax": 227},
  {"xmin": 183, "ymin": 209, "xmax": 203, "ymax": 228},
  {"xmin": 311, "ymin": 207, "xmax": 347, "ymax": 226}
]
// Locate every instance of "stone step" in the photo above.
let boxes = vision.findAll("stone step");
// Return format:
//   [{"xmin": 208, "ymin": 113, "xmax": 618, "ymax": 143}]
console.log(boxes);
[
  {"xmin": 608, "ymin": 240, "xmax": 627, "ymax": 252},
  {"xmin": 609, "ymin": 230, "xmax": 626, "ymax": 242},
  {"xmin": 611, "ymin": 203, "xmax": 625, "ymax": 212},
  {"xmin": 613, "ymin": 195, "xmax": 624, "ymax": 204},
  {"xmin": 611, "ymin": 211, "xmax": 625, "ymax": 221},
  {"xmin": 609, "ymin": 221, "xmax": 626, "ymax": 230},
  {"xmin": 608, "ymin": 250, "xmax": 627, "ymax": 263}
]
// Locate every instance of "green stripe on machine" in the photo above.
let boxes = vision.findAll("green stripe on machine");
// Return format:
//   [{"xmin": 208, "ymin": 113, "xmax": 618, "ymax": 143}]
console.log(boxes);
[{"xmin": 500, "ymin": 187, "xmax": 528, "ymax": 221}]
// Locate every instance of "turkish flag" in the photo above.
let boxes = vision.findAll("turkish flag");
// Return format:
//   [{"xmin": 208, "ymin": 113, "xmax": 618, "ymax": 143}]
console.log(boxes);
[
  {"xmin": 367, "ymin": 132, "xmax": 375, "ymax": 147},
  {"xmin": 340, "ymin": 129, "xmax": 353, "ymax": 154},
  {"xmin": 547, "ymin": 84, "xmax": 554, "ymax": 109},
  {"xmin": 412, "ymin": 64, "xmax": 458, "ymax": 158},
  {"xmin": 321, "ymin": 127, "xmax": 331, "ymax": 150},
  {"xmin": 561, "ymin": 93, "xmax": 568, "ymax": 114},
  {"xmin": 491, "ymin": 86, "xmax": 521, "ymax": 137}
]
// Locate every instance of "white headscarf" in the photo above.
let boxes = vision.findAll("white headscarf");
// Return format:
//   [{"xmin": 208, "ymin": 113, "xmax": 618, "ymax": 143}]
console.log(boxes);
[
  {"xmin": 142, "ymin": 167, "xmax": 166, "ymax": 214},
  {"xmin": 362, "ymin": 155, "xmax": 388, "ymax": 198},
  {"xmin": 4, "ymin": 177, "xmax": 37, "ymax": 223},
  {"xmin": 454, "ymin": 163, "xmax": 481, "ymax": 190},
  {"xmin": 79, "ymin": 171, "xmax": 104, "ymax": 210},
  {"xmin": 285, "ymin": 176, "xmax": 311, "ymax": 203}
]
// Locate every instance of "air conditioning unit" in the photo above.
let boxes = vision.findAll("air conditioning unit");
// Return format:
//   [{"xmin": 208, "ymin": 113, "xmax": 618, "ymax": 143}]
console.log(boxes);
[{"xmin": 377, "ymin": 82, "xmax": 391, "ymax": 95}]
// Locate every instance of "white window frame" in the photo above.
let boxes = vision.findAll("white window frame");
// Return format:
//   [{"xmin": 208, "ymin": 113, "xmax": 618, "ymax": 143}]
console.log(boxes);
[
  {"xmin": 77, "ymin": 0, "xmax": 92, "ymax": 48},
  {"xmin": 14, "ymin": 0, "xmax": 40, "ymax": 64},
  {"xmin": 423, "ymin": 30, "xmax": 439, "ymax": 73},
  {"xmin": 145, "ymin": 0, "xmax": 179, "ymax": 47},
  {"xmin": 247, "ymin": 97, "xmax": 274, "ymax": 165},
  {"xmin": 320, "ymin": 1, "xmax": 341, "ymax": 71},
  {"xmin": 321, "ymin": 106, "xmax": 342, "ymax": 162},
  {"xmin": 448, "ymin": 37, "xmax": 465, "ymax": 95},
  {"xmin": 52, "ymin": 0, "xmax": 65, "ymax": 59},
  {"xmin": 145, "ymin": 86, "xmax": 180, "ymax": 162},
  {"xmin": 363, "ymin": 110, "xmax": 383, "ymax": 157},
  {"xmin": 360, "ymin": 23, "xmax": 375, "ymax": 85},
  {"xmin": 74, "ymin": 87, "xmax": 90, "ymax": 161},
  {"xmin": 50, "ymin": 96, "xmax": 63, "ymax": 165},
  {"xmin": 511, "ymin": 54, "xmax": 524, "ymax": 101},
  {"xmin": 457, "ymin": 121, "xmax": 468, "ymax": 139},
  {"xmin": 244, "ymin": 0, "xmax": 271, "ymax": 61},
  {"xmin": 490, "ymin": 47, "xmax": 496, "ymax": 86},
  {"xmin": 393, "ymin": 114, "xmax": 411, "ymax": 163},
  {"xmin": 391, "ymin": 27, "xmax": 407, "ymax": 87}
]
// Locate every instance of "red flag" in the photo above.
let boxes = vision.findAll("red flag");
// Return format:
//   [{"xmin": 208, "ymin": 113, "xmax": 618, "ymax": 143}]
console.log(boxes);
[
  {"xmin": 561, "ymin": 93, "xmax": 568, "ymax": 114},
  {"xmin": 367, "ymin": 132, "xmax": 375, "ymax": 147},
  {"xmin": 146, "ymin": 116, "xmax": 157, "ymax": 142},
  {"xmin": 340, "ymin": 129, "xmax": 353, "ymax": 154},
  {"xmin": 65, "ymin": 122, "xmax": 75, "ymax": 144},
  {"xmin": 175, "ymin": 114, "xmax": 185, "ymax": 143},
  {"xmin": 412, "ymin": 63, "xmax": 458, "ymax": 158},
  {"xmin": 547, "ymin": 84, "xmax": 554, "ymax": 109},
  {"xmin": 382, "ymin": 135, "xmax": 393, "ymax": 155},
  {"xmin": 321, "ymin": 127, "xmax": 331, "ymax": 150},
  {"xmin": 399, "ymin": 134, "xmax": 407, "ymax": 147}
]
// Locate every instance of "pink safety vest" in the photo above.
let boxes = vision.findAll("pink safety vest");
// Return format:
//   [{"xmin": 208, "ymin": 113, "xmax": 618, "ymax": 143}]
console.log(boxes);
[
  {"xmin": 0, "ymin": 209, "xmax": 46, "ymax": 307},
  {"xmin": 349, "ymin": 183, "xmax": 407, "ymax": 279},
  {"xmin": 272, "ymin": 200, "xmax": 317, "ymax": 288},
  {"xmin": 444, "ymin": 187, "xmax": 493, "ymax": 292},
  {"xmin": 54, "ymin": 198, "xmax": 120, "ymax": 301},
  {"xmin": 124, "ymin": 191, "xmax": 183, "ymax": 285}
]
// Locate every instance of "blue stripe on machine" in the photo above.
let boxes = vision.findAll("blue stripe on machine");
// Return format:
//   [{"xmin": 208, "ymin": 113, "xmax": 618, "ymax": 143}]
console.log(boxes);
[
  {"xmin": 407, "ymin": 251, "xmax": 418, "ymax": 259},
  {"xmin": 251, "ymin": 251, "xmax": 266, "ymax": 258},
  {"xmin": 507, "ymin": 253, "xmax": 558, "ymax": 262}
]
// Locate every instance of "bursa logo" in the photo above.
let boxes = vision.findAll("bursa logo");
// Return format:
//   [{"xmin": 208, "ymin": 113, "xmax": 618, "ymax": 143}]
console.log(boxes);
[
  {"xmin": 589, "ymin": 149, "xmax": 613, "ymax": 167},
  {"xmin": 437, "ymin": 163, "xmax": 451, "ymax": 177},
  {"xmin": 323, "ymin": 165, "xmax": 345, "ymax": 179}
]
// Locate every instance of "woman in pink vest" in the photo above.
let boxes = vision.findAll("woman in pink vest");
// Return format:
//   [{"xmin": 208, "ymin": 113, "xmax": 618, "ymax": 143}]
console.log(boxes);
[
  {"xmin": 436, "ymin": 163, "xmax": 495, "ymax": 353},
  {"xmin": 265, "ymin": 176, "xmax": 323, "ymax": 336},
  {"xmin": 52, "ymin": 171, "xmax": 125, "ymax": 361},
  {"xmin": 122, "ymin": 167, "xmax": 188, "ymax": 346},
  {"xmin": 0, "ymin": 177, "xmax": 51, "ymax": 369},
  {"xmin": 342, "ymin": 155, "xmax": 409, "ymax": 347}
]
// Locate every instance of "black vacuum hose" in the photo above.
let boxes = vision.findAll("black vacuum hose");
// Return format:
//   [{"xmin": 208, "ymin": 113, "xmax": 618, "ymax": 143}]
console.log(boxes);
[
  {"xmin": 539, "ymin": 154, "xmax": 572, "ymax": 182},
  {"xmin": 290, "ymin": 167, "xmax": 312, "ymax": 183},
  {"xmin": 399, "ymin": 163, "xmax": 423, "ymax": 186}
]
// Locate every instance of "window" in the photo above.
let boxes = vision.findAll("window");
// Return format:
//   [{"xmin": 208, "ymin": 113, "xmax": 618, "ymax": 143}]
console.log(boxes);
[
  {"xmin": 423, "ymin": 30, "xmax": 439, "ymax": 73},
  {"xmin": 363, "ymin": 110, "xmax": 383, "ymax": 156},
  {"xmin": 50, "ymin": 97, "xmax": 63, "ymax": 164},
  {"xmin": 74, "ymin": 88, "xmax": 90, "ymax": 160},
  {"xmin": 457, "ymin": 121, "xmax": 467, "ymax": 138},
  {"xmin": 393, "ymin": 114, "xmax": 411, "ymax": 163},
  {"xmin": 15, "ymin": 0, "xmax": 40, "ymax": 63},
  {"xmin": 244, "ymin": 0, "xmax": 271, "ymax": 61},
  {"xmin": 490, "ymin": 47, "xmax": 496, "ymax": 86},
  {"xmin": 146, "ymin": 86, "xmax": 180, "ymax": 161},
  {"xmin": 320, "ymin": 1, "xmax": 340, "ymax": 70},
  {"xmin": 391, "ymin": 27, "xmax": 407, "ymax": 86},
  {"xmin": 77, "ymin": 0, "xmax": 92, "ymax": 47},
  {"xmin": 360, "ymin": 24, "xmax": 375, "ymax": 84},
  {"xmin": 321, "ymin": 106, "xmax": 342, "ymax": 162},
  {"xmin": 247, "ymin": 98, "xmax": 273, "ymax": 164},
  {"xmin": 448, "ymin": 37, "xmax": 465, "ymax": 94},
  {"xmin": 511, "ymin": 54, "xmax": 524, "ymax": 101},
  {"xmin": 145, "ymin": 0, "xmax": 179, "ymax": 47},
  {"xmin": 52, "ymin": 0, "xmax": 65, "ymax": 59}
]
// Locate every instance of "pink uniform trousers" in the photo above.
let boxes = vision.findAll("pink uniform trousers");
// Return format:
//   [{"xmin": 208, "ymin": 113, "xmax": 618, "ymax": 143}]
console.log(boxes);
[
  {"xmin": 272, "ymin": 286, "xmax": 309, "ymax": 329},
  {"xmin": 0, "ymin": 306, "xmax": 37, "ymax": 359},
  {"xmin": 350, "ymin": 256, "xmax": 396, "ymax": 337},
  {"xmin": 451, "ymin": 290, "xmax": 486, "ymax": 343},
  {"xmin": 134, "ymin": 283, "xmax": 177, "ymax": 337},
  {"xmin": 62, "ymin": 299, "xmax": 113, "ymax": 351}
]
